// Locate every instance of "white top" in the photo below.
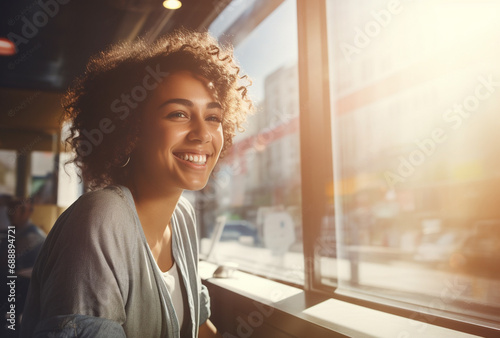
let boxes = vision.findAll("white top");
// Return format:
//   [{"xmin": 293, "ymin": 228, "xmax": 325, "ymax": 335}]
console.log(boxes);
[{"xmin": 162, "ymin": 262, "xmax": 185, "ymax": 328}]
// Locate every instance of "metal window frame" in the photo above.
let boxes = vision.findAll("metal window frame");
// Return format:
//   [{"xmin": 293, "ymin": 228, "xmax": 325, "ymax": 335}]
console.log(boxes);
[{"xmin": 296, "ymin": 0, "xmax": 334, "ymax": 293}]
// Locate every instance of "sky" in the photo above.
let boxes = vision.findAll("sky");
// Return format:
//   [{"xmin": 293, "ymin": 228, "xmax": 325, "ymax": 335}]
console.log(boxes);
[{"xmin": 209, "ymin": 0, "xmax": 298, "ymax": 103}]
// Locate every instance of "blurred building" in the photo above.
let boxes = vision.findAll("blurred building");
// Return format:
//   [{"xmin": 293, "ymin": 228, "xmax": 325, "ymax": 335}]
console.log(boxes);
[{"xmin": 263, "ymin": 64, "xmax": 300, "ymax": 196}]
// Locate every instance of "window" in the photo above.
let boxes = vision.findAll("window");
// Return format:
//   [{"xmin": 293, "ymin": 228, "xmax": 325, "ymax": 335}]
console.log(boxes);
[
  {"xmin": 58, "ymin": 123, "xmax": 83, "ymax": 208},
  {"xmin": 0, "ymin": 150, "xmax": 16, "ymax": 195},
  {"xmin": 196, "ymin": 0, "xmax": 500, "ymax": 335},
  {"xmin": 325, "ymin": 0, "xmax": 500, "ymax": 329},
  {"xmin": 197, "ymin": 0, "xmax": 304, "ymax": 285},
  {"xmin": 31, "ymin": 151, "xmax": 56, "ymax": 204}
]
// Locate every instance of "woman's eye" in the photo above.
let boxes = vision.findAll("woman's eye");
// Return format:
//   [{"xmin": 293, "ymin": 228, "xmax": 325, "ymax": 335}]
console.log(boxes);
[
  {"xmin": 167, "ymin": 111, "xmax": 187, "ymax": 119},
  {"xmin": 207, "ymin": 115, "xmax": 222, "ymax": 123}
]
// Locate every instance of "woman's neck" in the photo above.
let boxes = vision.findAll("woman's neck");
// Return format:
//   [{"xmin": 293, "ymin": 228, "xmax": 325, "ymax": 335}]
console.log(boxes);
[{"xmin": 127, "ymin": 179, "xmax": 183, "ymax": 244}]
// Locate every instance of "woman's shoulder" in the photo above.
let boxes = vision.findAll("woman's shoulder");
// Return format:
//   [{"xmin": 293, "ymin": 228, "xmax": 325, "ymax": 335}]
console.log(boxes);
[
  {"xmin": 75, "ymin": 185, "xmax": 129, "ymax": 210},
  {"xmin": 68, "ymin": 185, "xmax": 131, "ymax": 215},
  {"xmin": 54, "ymin": 185, "xmax": 136, "ymax": 236}
]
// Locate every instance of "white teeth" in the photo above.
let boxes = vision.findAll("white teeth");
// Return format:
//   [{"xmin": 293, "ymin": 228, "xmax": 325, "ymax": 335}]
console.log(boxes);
[{"xmin": 178, "ymin": 153, "xmax": 207, "ymax": 164}]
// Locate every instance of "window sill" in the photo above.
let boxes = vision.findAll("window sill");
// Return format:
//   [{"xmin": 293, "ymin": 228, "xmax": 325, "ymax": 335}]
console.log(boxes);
[{"xmin": 200, "ymin": 261, "xmax": 482, "ymax": 338}]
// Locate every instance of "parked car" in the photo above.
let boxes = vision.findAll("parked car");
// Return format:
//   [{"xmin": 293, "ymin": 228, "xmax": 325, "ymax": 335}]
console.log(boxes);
[
  {"xmin": 220, "ymin": 220, "xmax": 260, "ymax": 246},
  {"xmin": 414, "ymin": 230, "xmax": 466, "ymax": 266}
]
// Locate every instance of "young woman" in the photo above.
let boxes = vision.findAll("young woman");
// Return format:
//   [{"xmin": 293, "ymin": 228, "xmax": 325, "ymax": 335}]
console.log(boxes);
[{"xmin": 20, "ymin": 30, "xmax": 252, "ymax": 338}]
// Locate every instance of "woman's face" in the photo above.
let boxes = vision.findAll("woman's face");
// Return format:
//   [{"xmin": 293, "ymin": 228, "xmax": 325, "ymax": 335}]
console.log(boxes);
[{"xmin": 132, "ymin": 71, "xmax": 224, "ymax": 193}]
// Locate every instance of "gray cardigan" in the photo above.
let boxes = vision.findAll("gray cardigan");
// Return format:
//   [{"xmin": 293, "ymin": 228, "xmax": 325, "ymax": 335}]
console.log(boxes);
[{"xmin": 20, "ymin": 185, "xmax": 210, "ymax": 337}]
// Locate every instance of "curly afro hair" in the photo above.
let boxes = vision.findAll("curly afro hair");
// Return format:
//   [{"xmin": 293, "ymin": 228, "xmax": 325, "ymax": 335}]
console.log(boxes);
[{"xmin": 63, "ymin": 29, "xmax": 253, "ymax": 189}]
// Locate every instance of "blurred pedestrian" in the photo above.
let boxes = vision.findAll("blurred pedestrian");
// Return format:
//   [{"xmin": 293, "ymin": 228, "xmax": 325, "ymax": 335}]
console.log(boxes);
[{"xmin": 1, "ymin": 197, "xmax": 45, "ymax": 337}]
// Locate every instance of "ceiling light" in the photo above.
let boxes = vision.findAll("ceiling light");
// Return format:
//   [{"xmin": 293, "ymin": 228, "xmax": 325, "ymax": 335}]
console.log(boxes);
[
  {"xmin": 0, "ymin": 37, "xmax": 16, "ymax": 56},
  {"xmin": 163, "ymin": 0, "xmax": 182, "ymax": 10}
]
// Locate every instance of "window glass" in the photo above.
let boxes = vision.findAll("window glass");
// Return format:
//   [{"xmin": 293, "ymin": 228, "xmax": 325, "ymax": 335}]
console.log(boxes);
[
  {"xmin": 57, "ymin": 151, "xmax": 83, "ymax": 208},
  {"xmin": 0, "ymin": 150, "xmax": 16, "ymax": 196},
  {"xmin": 326, "ymin": 0, "xmax": 500, "ymax": 326},
  {"xmin": 209, "ymin": 0, "xmax": 257, "ymax": 38},
  {"xmin": 31, "ymin": 151, "xmax": 56, "ymax": 204},
  {"xmin": 58, "ymin": 123, "xmax": 84, "ymax": 207},
  {"xmin": 198, "ymin": 0, "xmax": 303, "ymax": 284}
]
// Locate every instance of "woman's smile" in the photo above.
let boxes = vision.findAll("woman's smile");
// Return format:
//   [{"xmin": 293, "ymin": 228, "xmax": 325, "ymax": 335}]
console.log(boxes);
[{"xmin": 173, "ymin": 152, "xmax": 209, "ymax": 165}]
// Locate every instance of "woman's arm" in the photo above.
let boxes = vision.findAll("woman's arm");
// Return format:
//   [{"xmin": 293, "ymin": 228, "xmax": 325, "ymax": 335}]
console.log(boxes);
[
  {"xmin": 199, "ymin": 319, "xmax": 222, "ymax": 338},
  {"xmin": 21, "ymin": 190, "xmax": 131, "ymax": 337},
  {"xmin": 27, "ymin": 314, "xmax": 126, "ymax": 338}
]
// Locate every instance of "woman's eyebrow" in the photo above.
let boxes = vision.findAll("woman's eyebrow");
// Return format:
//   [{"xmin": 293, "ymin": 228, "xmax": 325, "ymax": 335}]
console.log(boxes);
[
  {"xmin": 158, "ymin": 98, "xmax": 193, "ymax": 109},
  {"xmin": 207, "ymin": 102, "xmax": 222, "ymax": 109},
  {"xmin": 158, "ymin": 98, "xmax": 222, "ymax": 109}
]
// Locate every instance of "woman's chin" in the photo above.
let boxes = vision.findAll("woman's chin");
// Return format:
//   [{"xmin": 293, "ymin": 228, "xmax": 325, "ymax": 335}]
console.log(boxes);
[{"xmin": 183, "ymin": 181, "xmax": 209, "ymax": 192}]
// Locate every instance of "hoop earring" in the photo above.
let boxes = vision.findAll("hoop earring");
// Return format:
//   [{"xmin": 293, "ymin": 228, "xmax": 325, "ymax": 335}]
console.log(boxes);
[{"xmin": 119, "ymin": 156, "xmax": 130, "ymax": 168}]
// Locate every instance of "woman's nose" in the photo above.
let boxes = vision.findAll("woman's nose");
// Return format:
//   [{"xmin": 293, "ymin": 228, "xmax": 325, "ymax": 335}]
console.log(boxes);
[{"xmin": 187, "ymin": 118, "xmax": 212, "ymax": 143}]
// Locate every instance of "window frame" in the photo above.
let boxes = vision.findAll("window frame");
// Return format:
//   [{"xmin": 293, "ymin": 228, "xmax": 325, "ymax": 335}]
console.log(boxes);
[{"xmin": 296, "ymin": 0, "xmax": 334, "ymax": 293}]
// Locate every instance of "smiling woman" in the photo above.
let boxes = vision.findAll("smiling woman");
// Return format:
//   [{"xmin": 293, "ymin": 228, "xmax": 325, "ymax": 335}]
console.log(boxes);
[{"xmin": 19, "ymin": 30, "xmax": 253, "ymax": 338}]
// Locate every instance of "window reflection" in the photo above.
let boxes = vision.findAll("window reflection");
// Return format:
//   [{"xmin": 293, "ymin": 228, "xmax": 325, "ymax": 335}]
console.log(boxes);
[
  {"xmin": 198, "ymin": 0, "xmax": 303, "ymax": 284},
  {"xmin": 326, "ymin": 0, "xmax": 500, "ymax": 326}
]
